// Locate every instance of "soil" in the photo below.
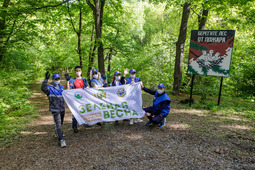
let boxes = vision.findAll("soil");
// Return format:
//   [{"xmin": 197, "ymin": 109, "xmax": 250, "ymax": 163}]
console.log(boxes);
[{"xmin": 0, "ymin": 80, "xmax": 254, "ymax": 169}]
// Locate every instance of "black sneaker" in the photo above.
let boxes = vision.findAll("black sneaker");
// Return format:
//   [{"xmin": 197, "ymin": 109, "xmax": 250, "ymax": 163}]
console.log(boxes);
[
  {"xmin": 96, "ymin": 123, "xmax": 102, "ymax": 126},
  {"xmin": 115, "ymin": 120, "xmax": 119, "ymax": 125},
  {"xmin": 73, "ymin": 127, "xmax": 78, "ymax": 133}
]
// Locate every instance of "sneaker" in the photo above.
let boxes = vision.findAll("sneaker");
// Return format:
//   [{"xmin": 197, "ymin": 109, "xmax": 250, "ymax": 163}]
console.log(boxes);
[
  {"xmin": 60, "ymin": 139, "xmax": 66, "ymax": 148},
  {"xmin": 96, "ymin": 123, "xmax": 102, "ymax": 126},
  {"xmin": 145, "ymin": 121, "xmax": 153, "ymax": 126},
  {"xmin": 134, "ymin": 118, "xmax": 143, "ymax": 123},
  {"xmin": 130, "ymin": 119, "xmax": 134, "ymax": 125},
  {"xmin": 73, "ymin": 127, "xmax": 78, "ymax": 133},
  {"xmin": 159, "ymin": 118, "xmax": 166, "ymax": 127}
]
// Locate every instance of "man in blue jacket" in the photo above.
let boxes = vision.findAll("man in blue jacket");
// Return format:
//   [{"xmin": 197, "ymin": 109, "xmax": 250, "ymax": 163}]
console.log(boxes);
[
  {"xmin": 141, "ymin": 83, "xmax": 171, "ymax": 127},
  {"xmin": 41, "ymin": 72, "xmax": 66, "ymax": 147},
  {"xmin": 65, "ymin": 66, "xmax": 89, "ymax": 133}
]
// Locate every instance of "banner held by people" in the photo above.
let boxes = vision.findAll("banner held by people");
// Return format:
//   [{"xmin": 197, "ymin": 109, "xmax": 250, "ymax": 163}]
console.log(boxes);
[{"xmin": 62, "ymin": 83, "xmax": 145, "ymax": 125}]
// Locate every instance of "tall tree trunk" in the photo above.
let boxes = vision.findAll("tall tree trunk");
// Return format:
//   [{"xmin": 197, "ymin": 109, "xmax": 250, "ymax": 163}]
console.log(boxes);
[
  {"xmin": 173, "ymin": 2, "xmax": 191, "ymax": 95},
  {"xmin": 86, "ymin": 0, "xmax": 105, "ymax": 74},
  {"xmin": 0, "ymin": 0, "xmax": 10, "ymax": 62},
  {"xmin": 87, "ymin": 25, "xmax": 97, "ymax": 79},
  {"xmin": 107, "ymin": 48, "xmax": 113, "ymax": 73},
  {"xmin": 78, "ymin": 4, "xmax": 83, "ymax": 68},
  {"xmin": 198, "ymin": 8, "xmax": 209, "ymax": 30}
]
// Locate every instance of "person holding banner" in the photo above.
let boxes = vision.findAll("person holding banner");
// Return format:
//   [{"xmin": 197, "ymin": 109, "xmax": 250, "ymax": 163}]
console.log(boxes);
[
  {"xmin": 65, "ymin": 66, "xmax": 89, "ymax": 133},
  {"xmin": 110, "ymin": 71, "xmax": 123, "ymax": 125},
  {"xmin": 121, "ymin": 68, "xmax": 143, "ymax": 125},
  {"xmin": 41, "ymin": 72, "xmax": 66, "ymax": 148},
  {"xmin": 89, "ymin": 68, "xmax": 105, "ymax": 88},
  {"xmin": 141, "ymin": 83, "xmax": 171, "ymax": 127}
]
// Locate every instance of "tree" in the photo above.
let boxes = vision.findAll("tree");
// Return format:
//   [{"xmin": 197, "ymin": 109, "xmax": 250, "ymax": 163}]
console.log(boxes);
[
  {"xmin": 173, "ymin": 2, "xmax": 191, "ymax": 95},
  {"xmin": 86, "ymin": 0, "xmax": 106, "ymax": 74},
  {"xmin": 67, "ymin": 0, "xmax": 83, "ymax": 68}
]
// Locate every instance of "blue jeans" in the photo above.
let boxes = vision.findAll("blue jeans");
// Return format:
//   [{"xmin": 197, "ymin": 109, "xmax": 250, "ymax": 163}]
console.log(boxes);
[
  {"xmin": 72, "ymin": 116, "xmax": 78, "ymax": 129},
  {"xmin": 143, "ymin": 106, "xmax": 166, "ymax": 124},
  {"xmin": 52, "ymin": 111, "xmax": 65, "ymax": 141}
]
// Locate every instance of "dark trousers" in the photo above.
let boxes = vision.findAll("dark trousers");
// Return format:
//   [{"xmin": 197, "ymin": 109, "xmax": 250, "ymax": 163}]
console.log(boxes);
[
  {"xmin": 52, "ymin": 111, "xmax": 65, "ymax": 141},
  {"xmin": 72, "ymin": 116, "xmax": 78, "ymax": 129},
  {"xmin": 143, "ymin": 106, "xmax": 166, "ymax": 124}
]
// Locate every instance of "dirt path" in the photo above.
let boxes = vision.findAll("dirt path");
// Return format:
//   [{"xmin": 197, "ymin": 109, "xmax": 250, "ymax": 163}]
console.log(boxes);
[{"xmin": 0, "ymin": 81, "xmax": 254, "ymax": 169}]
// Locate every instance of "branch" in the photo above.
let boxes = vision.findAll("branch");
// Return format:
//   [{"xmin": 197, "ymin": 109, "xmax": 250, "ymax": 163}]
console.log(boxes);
[
  {"xmin": 190, "ymin": 7, "xmax": 201, "ymax": 17},
  {"xmin": 86, "ymin": 0, "xmax": 96, "ymax": 12},
  {"xmin": 5, "ymin": 19, "xmax": 16, "ymax": 45},
  {"xmin": 67, "ymin": 6, "xmax": 78, "ymax": 34}
]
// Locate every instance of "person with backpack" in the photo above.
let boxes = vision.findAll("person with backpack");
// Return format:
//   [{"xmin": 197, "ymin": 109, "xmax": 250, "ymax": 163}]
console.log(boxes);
[{"xmin": 41, "ymin": 71, "xmax": 66, "ymax": 147}]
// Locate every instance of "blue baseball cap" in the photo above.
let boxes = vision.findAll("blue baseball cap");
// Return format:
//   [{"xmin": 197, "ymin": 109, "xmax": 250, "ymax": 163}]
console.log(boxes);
[
  {"xmin": 52, "ymin": 74, "xmax": 61, "ymax": 79},
  {"xmin": 92, "ymin": 68, "xmax": 98, "ymax": 73},
  {"xmin": 114, "ymin": 71, "xmax": 121, "ymax": 75},
  {"xmin": 158, "ymin": 83, "xmax": 165, "ymax": 88},
  {"xmin": 75, "ymin": 66, "xmax": 82, "ymax": 70},
  {"xmin": 129, "ymin": 69, "xmax": 136, "ymax": 73}
]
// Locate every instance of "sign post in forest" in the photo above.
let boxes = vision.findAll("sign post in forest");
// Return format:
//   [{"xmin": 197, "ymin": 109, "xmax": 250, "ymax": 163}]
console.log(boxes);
[{"xmin": 187, "ymin": 30, "xmax": 235, "ymax": 106}]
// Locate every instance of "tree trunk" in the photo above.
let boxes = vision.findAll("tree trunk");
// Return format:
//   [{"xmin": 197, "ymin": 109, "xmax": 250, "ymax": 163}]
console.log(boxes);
[
  {"xmin": 173, "ymin": 2, "xmax": 191, "ymax": 95},
  {"xmin": 0, "ymin": 0, "xmax": 10, "ymax": 62},
  {"xmin": 198, "ymin": 8, "xmax": 209, "ymax": 30},
  {"xmin": 86, "ymin": 0, "xmax": 105, "ymax": 74},
  {"xmin": 107, "ymin": 48, "xmax": 113, "ymax": 73},
  {"xmin": 87, "ymin": 25, "xmax": 97, "ymax": 79},
  {"xmin": 78, "ymin": 5, "xmax": 83, "ymax": 68}
]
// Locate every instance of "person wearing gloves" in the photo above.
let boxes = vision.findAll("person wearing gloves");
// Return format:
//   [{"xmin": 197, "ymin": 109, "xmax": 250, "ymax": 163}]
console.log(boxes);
[
  {"xmin": 141, "ymin": 83, "xmax": 171, "ymax": 127},
  {"xmin": 110, "ymin": 71, "xmax": 123, "ymax": 125},
  {"xmin": 65, "ymin": 66, "xmax": 89, "ymax": 133},
  {"xmin": 41, "ymin": 72, "xmax": 66, "ymax": 148},
  {"xmin": 121, "ymin": 68, "xmax": 143, "ymax": 125},
  {"xmin": 89, "ymin": 68, "xmax": 105, "ymax": 88}
]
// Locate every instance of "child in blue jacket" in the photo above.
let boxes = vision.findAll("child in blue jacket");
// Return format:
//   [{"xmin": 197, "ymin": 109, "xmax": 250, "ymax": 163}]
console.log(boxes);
[{"xmin": 41, "ymin": 71, "xmax": 66, "ymax": 147}]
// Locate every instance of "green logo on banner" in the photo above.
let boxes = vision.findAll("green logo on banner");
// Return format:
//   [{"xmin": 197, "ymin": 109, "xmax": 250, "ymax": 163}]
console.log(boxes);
[
  {"xmin": 75, "ymin": 93, "xmax": 82, "ymax": 99},
  {"xmin": 94, "ymin": 89, "xmax": 106, "ymax": 99}
]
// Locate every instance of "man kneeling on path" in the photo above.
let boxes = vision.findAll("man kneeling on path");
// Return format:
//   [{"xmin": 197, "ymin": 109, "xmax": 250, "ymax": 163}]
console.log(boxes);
[
  {"xmin": 141, "ymin": 82, "xmax": 171, "ymax": 127},
  {"xmin": 41, "ymin": 72, "xmax": 66, "ymax": 147}
]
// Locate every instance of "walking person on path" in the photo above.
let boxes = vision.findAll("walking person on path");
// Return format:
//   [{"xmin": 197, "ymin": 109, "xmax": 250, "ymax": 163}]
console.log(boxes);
[{"xmin": 41, "ymin": 72, "xmax": 66, "ymax": 147}]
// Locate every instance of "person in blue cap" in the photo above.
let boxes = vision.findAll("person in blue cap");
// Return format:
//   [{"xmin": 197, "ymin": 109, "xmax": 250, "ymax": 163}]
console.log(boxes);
[
  {"xmin": 89, "ymin": 68, "xmax": 105, "ymax": 88},
  {"xmin": 121, "ymin": 68, "xmax": 143, "ymax": 125},
  {"xmin": 65, "ymin": 66, "xmax": 89, "ymax": 133},
  {"xmin": 141, "ymin": 82, "xmax": 171, "ymax": 127},
  {"xmin": 110, "ymin": 71, "xmax": 123, "ymax": 87},
  {"xmin": 41, "ymin": 71, "xmax": 66, "ymax": 147},
  {"xmin": 110, "ymin": 71, "xmax": 123, "ymax": 125}
]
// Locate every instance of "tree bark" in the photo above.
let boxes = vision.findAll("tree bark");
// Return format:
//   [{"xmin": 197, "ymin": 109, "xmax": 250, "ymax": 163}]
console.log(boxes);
[
  {"xmin": 107, "ymin": 48, "xmax": 113, "ymax": 73},
  {"xmin": 86, "ymin": 0, "xmax": 105, "ymax": 74},
  {"xmin": 87, "ymin": 25, "xmax": 97, "ymax": 79},
  {"xmin": 198, "ymin": 8, "xmax": 209, "ymax": 30},
  {"xmin": 173, "ymin": 2, "xmax": 191, "ymax": 95}
]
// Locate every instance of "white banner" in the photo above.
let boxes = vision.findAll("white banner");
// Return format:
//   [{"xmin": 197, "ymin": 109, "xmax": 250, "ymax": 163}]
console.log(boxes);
[{"xmin": 62, "ymin": 83, "xmax": 145, "ymax": 125}]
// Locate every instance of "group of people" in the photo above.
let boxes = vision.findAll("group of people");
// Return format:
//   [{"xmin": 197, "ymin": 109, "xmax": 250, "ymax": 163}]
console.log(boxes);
[{"xmin": 41, "ymin": 66, "xmax": 171, "ymax": 148}]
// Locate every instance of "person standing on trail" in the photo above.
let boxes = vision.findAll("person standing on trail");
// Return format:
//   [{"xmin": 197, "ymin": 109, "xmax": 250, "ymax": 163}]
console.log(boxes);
[
  {"xmin": 65, "ymin": 66, "xmax": 89, "ymax": 133},
  {"xmin": 140, "ymin": 83, "xmax": 171, "ymax": 127},
  {"xmin": 110, "ymin": 71, "xmax": 124, "ymax": 125},
  {"xmin": 41, "ymin": 72, "xmax": 66, "ymax": 148},
  {"xmin": 121, "ymin": 68, "xmax": 143, "ymax": 125}
]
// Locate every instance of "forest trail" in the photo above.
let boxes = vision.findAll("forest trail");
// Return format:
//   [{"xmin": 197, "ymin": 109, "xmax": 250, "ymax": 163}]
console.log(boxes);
[{"xmin": 0, "ymin": 80, "xmax": 254, "ymax": 169}]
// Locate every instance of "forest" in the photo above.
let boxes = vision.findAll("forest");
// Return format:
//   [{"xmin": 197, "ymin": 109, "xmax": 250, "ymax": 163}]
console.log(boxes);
[{"xmin": 0, "ymin": 0, "xmax": 254, "ymax": 166}]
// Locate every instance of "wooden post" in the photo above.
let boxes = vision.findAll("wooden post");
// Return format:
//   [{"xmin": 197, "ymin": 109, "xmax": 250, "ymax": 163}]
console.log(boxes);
[
  {"xmin": 218, "ymin": 77, "xmax": 223, "ymax": 106},
  {"xmin": 189, "ymin": 74, "xmax": 195, "ymax": 107}
]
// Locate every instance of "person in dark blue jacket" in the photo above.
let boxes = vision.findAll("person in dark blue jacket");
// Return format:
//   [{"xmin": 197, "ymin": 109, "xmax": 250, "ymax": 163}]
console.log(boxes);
[
  {"xmin": 89, "ymin": 69, "xmax": 105, "ymax": 88},
  {"xmin": 65, "ymin": 66, "xmax": 89, "ymax": 133},
  {"xmin": 141, "ymin": 83, "xmax": 171, "ymax": 127},
  {"xmin": 41, "ymin": 72, "xmax": 66, "ymax": 147}
]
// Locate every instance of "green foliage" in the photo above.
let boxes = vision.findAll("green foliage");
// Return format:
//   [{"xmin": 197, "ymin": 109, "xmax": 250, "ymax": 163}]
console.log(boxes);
[{"xmin": 0, "ymin": 69, "xmax": 38, "ymax": 144}]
